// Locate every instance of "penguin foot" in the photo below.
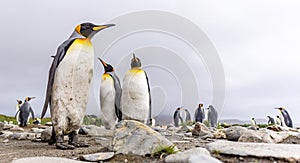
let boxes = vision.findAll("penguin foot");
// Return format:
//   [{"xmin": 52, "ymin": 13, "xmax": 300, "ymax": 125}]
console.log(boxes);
[
  {"xmin": 56, "ymin": 143, "xmax": 75, "ymax": 150},
  {"xmin": 69, "ymin": 141, "xmax": 89, "ymax": 147}
]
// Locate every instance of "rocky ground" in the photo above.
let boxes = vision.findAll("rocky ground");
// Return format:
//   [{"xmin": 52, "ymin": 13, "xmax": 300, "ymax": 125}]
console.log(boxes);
[{"xmin": 1, "ymin": 120, "xmax": 300, "ymax": 163}]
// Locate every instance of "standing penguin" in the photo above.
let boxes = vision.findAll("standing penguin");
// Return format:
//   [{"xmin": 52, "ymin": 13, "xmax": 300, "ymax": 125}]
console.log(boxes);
[
  {"xmin": 276, "ymin": 107, "xmax": 293, "ymax": 128},
  {"xmin": 41, "ymin": 22, "xmax": 115, "ymax": 149},
  {"xmin": 16, "ymin": 97, "xmax": 35, "ymax": 127},
  {"xmin": 99, "ymin": 58, "xmax": 122, "ymax": 129},
  {"xmin": 251, "ymin": 118, "xmax": 257, "ymax": 125},
  {"xmin": 121, "ymin": 53, "xmax": 151, "ymax": 124},
  {"xmin": 184, "ymin": 108, "xmax": 191, "ymax": 122},
  {"xmin": 194, "ymin": 104, "xmax": 205, "ymax": 123},
  {"xmin": 267, "ymin": 116, "xmax": 275, "ymax": 125},
  {"xmin": 207, "ymin": 105, "xmax": 218, "ymax": 128},
  {"xmin": 173, "ymin": 107, "xmax": 183, "ymax": 127},
  {"xmin": 275, "ymin": 115, "xmax": 282, "ymax": 126},
  {"xmin": 15, "ymin": 99, "xmax": 23, "ymax": 125}
]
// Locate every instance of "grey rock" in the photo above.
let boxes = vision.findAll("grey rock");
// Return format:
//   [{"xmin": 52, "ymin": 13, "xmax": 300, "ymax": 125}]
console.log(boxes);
[
  {"xmin": 280, "ymin": 133, "xmax": 300, "ymax": 144},
  {"xmin": 247, "ymin": 125, "xmax": 259, "ymax": 130},
  {"xmin": 165, "ymin": 147, "xmax": 211, "ymax": 163},
  {"xmin": 30, "ymin": 128, "xmax": 45, "ymax": 133},
  {"xmin": 11, "ymin": 157, "xmax": 83, "ymax": 163},
  {"xmin": 178, "ymin": 125, "xmax": 193, "ymax": 133},
  {"xmin": 225, "ymin": 126, "xmax": 248, "ymax": 141},
  {"xmin": 207, "ymin": 140, "xmax": 300, "ymax": 160},
  {"xmin": 82, "ymin": 125, "xmax": 113, "ymax": 137},
  {"xmin": 41, "ymin": 127, "xmax": 52, "ymax": 142},
  {"xmin": 27, "ymin": 133, "xmax": 37, "ymax": 140},
  {"xmin": 238, "ymin": 131, "xmax": 263, "ymax": 143},
  {"xmin": 189, "ymin": 155, "xmax": 223, "ymax": 163},
  {"xmin": 10, "ymin": 126, "xmax": 25, "ymax": 132},
  {"xmin": 2, "ymin": 139, "xmax": 9, "ymax": 143},
  {"xmin": 12, "ymin": 133, "xmax": 28, "ymax": 140},
  {"xmin": 79, "ymin": 152, "xmax": 114, "ymax": 161},
  {"xmin": 113, "ymin": 120, "xmax": 177, "ymax": 156},
  {"xmin": 0, "ymin": 131, "xmax": 13, "ymax": 139}
]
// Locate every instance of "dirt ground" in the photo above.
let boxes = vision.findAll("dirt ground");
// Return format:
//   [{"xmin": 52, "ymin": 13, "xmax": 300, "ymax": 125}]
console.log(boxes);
[{"xmin": 0, "ymin": 126, "xmax": 292, "ymax": 163}]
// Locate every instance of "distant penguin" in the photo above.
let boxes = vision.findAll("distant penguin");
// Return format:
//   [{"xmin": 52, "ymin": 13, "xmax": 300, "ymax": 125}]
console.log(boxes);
[
  {"xmin": 251, "ymin": 118, "xmax": 257, "ymax": 125},
  {"xmin": 150, "ymin": 118, "xmax": 156, "ymax": 127},
  {"xmin": 267, "ymin": 116, "xmax": 275, "ymax": 125},
  {"xmin": 33, "ymin": 118, "xmax": 41, "ymax": 125},
  {"xmin": 17, "ymin": 97, "xmax": 35, "ymax": 127},
  {"xmin": 195, "ymin": 104, "xmax": 205, "ymax": 123},
  {"xmin": 173, "ymin": 108, "xmax": 183, "ymax": 127},
  {"xmin": 207, "ymin": 105, "xmax": 218, "ymax": 127},
  {"xmin": 41, "ymin": 22, "xmax": 115, "ymax": 149},
  {"xmin": 99, "ymin": 58, "xmax": 122, "ymax": 129},
  {"xmin": 121, "ymin": 53, "xmax": 151, "ymax": 124},
  {"xmin": 15, "ymin": 99, "xmax": 23, "ymax": 125},
  {"xmin": 276, "ymin": 107, "xmax": 293, "ymax": 128},
  {"xmin": 184, "ymin": 109, "xmax": 191, "ymax": 122},
  {"xmin": 275, "ymin": 115, "xmax": 282, "ymax": 126}
]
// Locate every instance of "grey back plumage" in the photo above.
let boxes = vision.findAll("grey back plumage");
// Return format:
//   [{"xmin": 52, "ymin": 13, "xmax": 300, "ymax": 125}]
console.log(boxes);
[
  {"xmin": 195, "ymin": 107, "xmax": 205, "ymax": 123},
  {"xmin": 41, "ymin": 35, "xmax": 85, "ymax": 119},
  {"xmin": 109, "ymin": 72, "xmax": 122, "ymax": 121},
  {"xmin": 19, "ymin": 102, "xmax": 35, "ymax": 126},
  {"xmin": 207, "ymin": 105, "xmax": 218, "ymax": 127}
]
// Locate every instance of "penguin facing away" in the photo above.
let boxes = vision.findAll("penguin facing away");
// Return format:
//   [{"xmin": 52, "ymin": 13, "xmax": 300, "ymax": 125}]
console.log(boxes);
[
  {"xmin": 267, "ymin": 116, "xmax": 275, "ymax": 125},
  {"xmin": 173, "ymin": 107, "xmax": 183, "ymax": 127},
  {"xmin": 17, "ymin": 97, "xmax": 35, "ymax": 127},
  {"xmin": 99, "ymin": 58, "xmax": 122, "ymax": 129},
  {"xmin": 207, "ymin": 105, "xmax": 218, "ymax": 128},
  {"xmin": 15, "ymin": 99, "xmax": 23, "ymax": 125},
  {"xmin": 121, "ymin": 53, "xmax": 151, "ymax": 124},
  {"xmin": 276, "ymin": 107, "xmax": 293, "ymax": 128},
  {"xmin": 195, "ymin": 103, "xmax": 205, "ymax": 123},
  {"xmin": 41, "ymin": 22, "xmax": 115, "ymax": 150}
]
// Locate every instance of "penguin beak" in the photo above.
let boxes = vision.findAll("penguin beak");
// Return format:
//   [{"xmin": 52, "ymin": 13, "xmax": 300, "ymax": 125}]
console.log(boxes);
[
  {"xmin": 133, "ymin": 53, "xmax": 136, "ymax": 59},
  {"xmin": 92, "ymin": 24, "xmax": 115, "ymax": 31},
  {"xmin": 98, "ymin": 58, "xmax": 108, "ymax": 67}
]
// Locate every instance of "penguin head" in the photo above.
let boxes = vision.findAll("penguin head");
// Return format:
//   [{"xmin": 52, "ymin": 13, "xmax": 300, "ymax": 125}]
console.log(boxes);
[
  {"xmin": 25, "ymin": 97, "xmax": 35, "ymax": 102},
  {"xmin": 75, "ymin": 22, "xmax": 115, "ymax": 39},
  {"xmin": 275, "ymin": 107, "xmax": 284, "ymax": 112},
  {"xmin": 98, "ymin": 58, "xmax": 114, "ymax": 73},
  {"xmin": 131, "ymin": 53, "xmax": 142, "ymax": 68},
  {"xmin": 176, "ymin": 107, "xmax": 181, "ymax": 110},
  {"xmin": 198, "ymin": 103, "xmax": 203, "ymax": 107},
  {"xmin": 252, "ymin": 117, "xmax": 255, "ymax": 120},
  {"xmin": 16, "ymin": 99, "xmax": 22, "ymax": 105},
  {"xmin": 267, "ymin": 116, "xmax": 271, "ymax": 119}
]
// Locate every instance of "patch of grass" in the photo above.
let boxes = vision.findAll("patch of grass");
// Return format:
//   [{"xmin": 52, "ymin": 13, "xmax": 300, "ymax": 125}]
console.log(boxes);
[
  {"xmin": 152, "ymin": 145, "xmax": 178, "ymax": 157},
  {"xmin": 0, "ymin": 114, "xmax": 18, "ymax": 124},
  {"xmin": 203, "ymin": 120, "xmax": 209, "ymax": 127},
  {"xmin": 82, "ymin": 115, "xmax": 102, "ymax": 126}
]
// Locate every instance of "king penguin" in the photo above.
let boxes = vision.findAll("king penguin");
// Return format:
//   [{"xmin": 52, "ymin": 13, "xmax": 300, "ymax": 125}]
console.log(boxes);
[
  {"xmin": 251, "ymin": 118, "xmax": 257, "ymax": 125},
  {"xmin": 99, "ymin": 58, "xmax": 122, "ymax": 129},
  {"xmin": 16, "ymin": 97, "xmax": 35, "ymax": 127},
  {"xmin": 15, "ymin": 99, "xmax": 23, "ymax": 125},
  {"xmin": 276, "ymin": 107, "xmax": 293, "ymax": 128},
  {"xmin": 194, "ymin": 103, "xmax": 205, "ymax": 123},
  {"xmin": 275, "ymin": 115, "xmax": 282, "ymax": 126},
  {"xmin": 121, "ymin": 53, "xmax": 151, "ymax": 124},
  {"xmin": 207, "ymin": 105, "xmax": 218, "ymax": 128},
  {"xmin": 41, "ymin": 22, "xmax": 115, "ymax": 149},
  {"xmin": 267, "ymin": 116, "xmax": 275, "ymax": 125}
]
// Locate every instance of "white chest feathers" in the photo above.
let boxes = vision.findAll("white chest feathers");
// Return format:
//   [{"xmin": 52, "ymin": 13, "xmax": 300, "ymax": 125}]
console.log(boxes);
[
  {"xmin": 51, "ymin": 38, "xmax": 94, "ymax": 134},
  {"xmin": 121, "ymin": 69, "xmax": 150, "ymax": 123},
  {"xmin": 100, "ymin": 73, "xmax": 117, "ymax": 129}
]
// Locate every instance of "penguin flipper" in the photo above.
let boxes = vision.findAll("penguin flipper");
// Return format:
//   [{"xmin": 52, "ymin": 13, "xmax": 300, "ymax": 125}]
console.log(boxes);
[
  {"xmin": 41, "ymin": 39, "xmax": 76, "ymax": 119},
  {"xmin": 111, "ymin": 74, "xmax": 122, "ymax": 121},
  {"xmin": 144, "ymin": 71, "xmax": 152, "ymax": 121},
  {"xmin": 29, "ymin": 107, "xmax": 35, "ymax": 120}
]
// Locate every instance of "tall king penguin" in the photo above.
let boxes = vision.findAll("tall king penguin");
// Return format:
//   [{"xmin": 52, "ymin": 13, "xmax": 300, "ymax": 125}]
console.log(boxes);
[
  {"xmin": 41, "ymin": 22, "xmax": 115, "ymax": 149},
  {"xmin": 121, "ymin": 53, "xmax": 151, "ymax": 124},
  {"xmin": 99, "ymin": 58, "xmax": 122, "ymax": 129},
  {"xmin": 276, "ymin": 107, "xmax": 293, "ymax": 128},
  {"xmin": 16, "ymin": 97, "xmax": 35, "ymax": 127}
]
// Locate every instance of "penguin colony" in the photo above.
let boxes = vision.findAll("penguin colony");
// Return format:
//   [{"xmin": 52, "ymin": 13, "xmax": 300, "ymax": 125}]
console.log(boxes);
[{"xmin": 11, "ymin": 21, "xmax": 292, "ymax": 150}]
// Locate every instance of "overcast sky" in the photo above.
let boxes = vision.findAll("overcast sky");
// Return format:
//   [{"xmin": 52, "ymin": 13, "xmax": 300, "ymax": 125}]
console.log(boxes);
[{"xmin": 1, "ymin": 0, "xmax": 300, "ymax": 123}]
